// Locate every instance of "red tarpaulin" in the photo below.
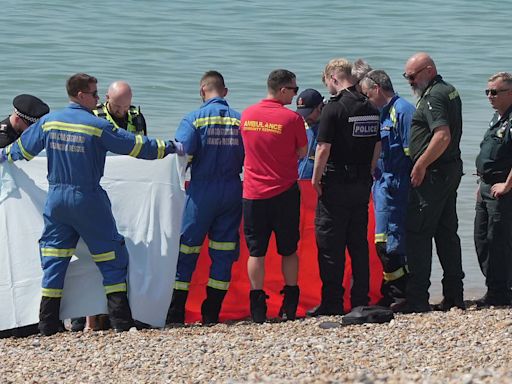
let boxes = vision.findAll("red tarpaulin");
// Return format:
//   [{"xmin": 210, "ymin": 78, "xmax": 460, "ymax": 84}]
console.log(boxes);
[{"xmin": 183, "ymin": 180, "xmax": 383, "ymax": 323}]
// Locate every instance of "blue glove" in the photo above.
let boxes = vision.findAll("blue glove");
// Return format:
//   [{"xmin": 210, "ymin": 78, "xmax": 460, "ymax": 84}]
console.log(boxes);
[
  {"xmin": 0, "ymin": 151, "xmax": 7, "ymax": 164},
  {"xmin": 171, "ymin": 141, "xmax": 185, "ymax": 156}
]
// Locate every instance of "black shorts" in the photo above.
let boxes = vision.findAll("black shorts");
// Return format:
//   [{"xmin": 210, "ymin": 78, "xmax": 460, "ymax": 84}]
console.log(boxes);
[{"xmin": 243, "ymin": 183, "xmax": 300, "ymax": 257}]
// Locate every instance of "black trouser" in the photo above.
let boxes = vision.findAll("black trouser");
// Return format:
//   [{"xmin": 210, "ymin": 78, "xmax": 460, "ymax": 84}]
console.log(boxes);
[
  {"xmin": 406, "ymin": 160, "xmax": 464, "ymax": 306},
  {"xmin": 315, "ymin": 176, "xmax": 372, "ymax": 308},
  {"xmin": 474, "ymin": 181, "xmax": 512, "ymax": 299}
]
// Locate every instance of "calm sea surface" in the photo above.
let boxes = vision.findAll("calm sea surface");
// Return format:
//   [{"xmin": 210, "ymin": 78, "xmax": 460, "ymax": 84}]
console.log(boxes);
[{"xmin": 2, "ymin": 0, "xmax": 511, "ymax": 300}]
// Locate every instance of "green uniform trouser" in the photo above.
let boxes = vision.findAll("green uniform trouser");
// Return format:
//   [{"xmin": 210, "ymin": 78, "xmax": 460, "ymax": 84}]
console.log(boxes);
[
  {"xmin": 405, "ymin": 160, "xmax": 464, "ymax": 306},
  {"xmin": 474, "ymin": 181, "xmax": 512, "ymax": 300}
]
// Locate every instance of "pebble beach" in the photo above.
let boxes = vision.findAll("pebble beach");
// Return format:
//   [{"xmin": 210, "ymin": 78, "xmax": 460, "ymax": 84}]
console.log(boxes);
[{"xmin": 1, "ymin": 305, "xmax": 512, "ymax": 383}]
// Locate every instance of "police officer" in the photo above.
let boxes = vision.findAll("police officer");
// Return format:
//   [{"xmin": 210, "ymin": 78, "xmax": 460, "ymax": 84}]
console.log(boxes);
[
  {"xmin": 0, "ymin": 73, "xmax": 183, "ymax": 336},
  {"xmin": 401, "ymin": 52, "xmax": 464, "ymax": 313},
  {"xmin": 308, "ymin": 58, "xmax": 381, "ymax": 316},
  {"xmin": 0, "ymin": 94, "xmax": 49, "ymax": 148},
  {"xmin": 93, "ymin": 81, "xmax": 147, "ymax": 135},
  {"xmin": 474, "ymin": 72, "xmax": 512, "ymax": 307},
  {"xmin": 297, "ymin": 88, "xmax": 324, "ymax": 179},
  {"xmin": 166, "ymin": 71, "xmax": 244, "ymax": 325},
  {"xmin": 360, "ymin": 70, "xmax": 415, "ymax": 308}
]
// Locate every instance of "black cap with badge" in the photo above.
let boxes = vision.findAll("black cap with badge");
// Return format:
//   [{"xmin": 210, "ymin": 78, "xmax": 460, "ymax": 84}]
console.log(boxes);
[
  {"xmin": 13, "ymin": 94, "xmax": 50, "ymax": 125},
  {"xmin": 295, "ymin": 88, "xmax": 324, "ymax": 118}
]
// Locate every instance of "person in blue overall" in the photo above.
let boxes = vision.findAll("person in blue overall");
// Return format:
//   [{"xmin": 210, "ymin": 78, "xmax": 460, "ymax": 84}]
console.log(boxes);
[
  {"xmin": 0, "ymin": 73, "xmax": 184, "ymax": 336},
  {"xmin": 166, "ymin": 71, "xmax": 244, "ymax": 325},
  {"xmin": 296, "ymin": 88, "xmax": 324, "ymax": 179},
  {"xmin": 360, "ymin": 70, "xmax": 415, "ymax": 308}
]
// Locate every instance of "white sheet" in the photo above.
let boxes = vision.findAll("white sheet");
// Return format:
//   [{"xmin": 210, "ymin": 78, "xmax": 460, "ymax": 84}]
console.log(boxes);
[{"xmin": 0, "ymin": 154, "xmax": 185, "ymax": 330}]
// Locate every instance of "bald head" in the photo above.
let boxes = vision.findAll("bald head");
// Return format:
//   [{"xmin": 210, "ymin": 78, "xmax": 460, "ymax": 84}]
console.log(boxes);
[
  {"xmin": 404, "ymin": 52, "xmax": 438, "ymax": 97},
  {"xmin": 106, "ymin": 81, "xmax": 133, "ymax": 118}
]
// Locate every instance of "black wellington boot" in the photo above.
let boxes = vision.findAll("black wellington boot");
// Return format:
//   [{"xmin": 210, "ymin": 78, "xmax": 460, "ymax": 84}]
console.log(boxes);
[
  {"xmin": 201, "ymin": 287, "xmax": 227, "ymax": 325},
  {"xmin": 107, "ymin": 291, "xmax": 134, "ymax": 332},
  {"xmin": 39, "ymin": 297, "xmax": 64, "ymax": 336},
  {"xmin": 166, "ymin": 289, "xmax": 189, "ymax": 325}
]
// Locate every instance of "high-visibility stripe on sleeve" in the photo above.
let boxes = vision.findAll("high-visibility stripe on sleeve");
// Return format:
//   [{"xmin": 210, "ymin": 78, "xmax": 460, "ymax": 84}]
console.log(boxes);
[
  {"xmin": 209, "ymin": 240, "xmax": 237, "ymax": 251},
  {"xmin": 403, "ymin": 147, "xmax": 410, "ymax": 156},
  {"xmin": 383, "ymin": 266, "xmax": 408, "ymax": 282},
  {"xmin": 207, "ymin": 278, "xmax": 230, "ymax": 291},
  {"xmin": 192, "ymin": 116, "xmax": 240, "ymax": 128},
  {"xmin": 42, "ymin": 288, "xmax": 63, "ymax": 298},
  {"xmin": 92, "ymin": 251, "xmax": 115, "ymax": 262},
  {"xmin": 40, "ymin": 248, "xmax": 75, "ymax": 257},
  {"xmin": 42, "ymin": 121, "xmax": 102, "ymax": 137},
  {"xmin": 180, "ymin": 244, "xmax": 202, "ymax": 254},
  {"xmin": 374, "ymin": 233, "xmax": 387, "ymax": 243},
  {"xmin": 174, "ymin": 281, "xmax": 190, "ymax": 291},
  {"xmin": 129, "ymin": 134, "xmax": 143, "ymax": 157},
  {"xmin": 157, "ymin": 139, "xmax": 165, "ymax": 159},
  {"xmin": 105, "ymin": 283, "xmax": 127, "ymax": 295},
  {"xmin": 17, "ymin": 138, "xmax": 35, "ymax": 161}
]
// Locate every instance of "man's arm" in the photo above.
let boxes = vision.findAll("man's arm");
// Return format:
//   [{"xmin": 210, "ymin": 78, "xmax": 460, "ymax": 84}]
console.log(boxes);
[
  {"xmin": 311, "ymin": 142, "xmax": 331, "ymax": 196},
  {"xmin": 491, "ymin": 168, "xmax": 512, "ymax": 198},
  {"xmin": 410, "ymin": 125, "xmax": 451, "ymax": 187}
]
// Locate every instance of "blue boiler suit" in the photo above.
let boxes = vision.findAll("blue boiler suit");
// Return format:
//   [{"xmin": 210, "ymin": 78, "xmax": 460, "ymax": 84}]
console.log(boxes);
[
  {"xmin": 3, "ymin": 102, "xmax": 177, "ymax": 300},
  {"xmin": 174, "ymin": 97, "xmax": 243, "ymax": 293},
  {"xmin": 372, "ymin": 95, "xmax": 415, "ymax": 286},
  {"xmin": 298, "ymin": 122, "xmax": 318, "ymax": 179}
]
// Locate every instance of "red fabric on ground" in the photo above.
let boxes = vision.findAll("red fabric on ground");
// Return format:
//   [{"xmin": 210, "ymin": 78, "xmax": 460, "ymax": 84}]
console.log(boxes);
[{"xmin": 183, "ymin": 180, "xmax": 383, "ymax": 323}]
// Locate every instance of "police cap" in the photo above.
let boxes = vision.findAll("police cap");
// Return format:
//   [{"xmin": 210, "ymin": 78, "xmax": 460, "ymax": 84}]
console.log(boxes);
[{"xmin": 13, "ymin": 94, "xmax": 50, "ymax": 124}]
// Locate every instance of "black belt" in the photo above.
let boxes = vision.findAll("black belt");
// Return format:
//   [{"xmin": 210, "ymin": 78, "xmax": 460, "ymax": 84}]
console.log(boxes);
[
  {"xmin": 323, "ymin": 164, "xmax": 371, "ymax": 183},
  {"xmin": 479, "ymin": 171, "xmax": 509, "ymax": 185}
]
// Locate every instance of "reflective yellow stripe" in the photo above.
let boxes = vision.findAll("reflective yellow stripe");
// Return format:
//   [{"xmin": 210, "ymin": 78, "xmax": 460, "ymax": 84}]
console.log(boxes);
[
  {"xmin": 448, "ymin": 90, "xmax": 459, "ymax": 100},
  {"xmin": 129, "ymin": 134, "xmax": 143, "ymax": 157},
  {"xmin": 41, "ymin": 248, "xmax": 75, "ymax": 257},
  {"xmin": 209, "ymin": 240, "xmax": 236, "ymax": 251},
  {"xmin": 374, "ymin": 233, "xmax": 387, "ymax": 243},
  {"xmin": 390, "ymin": 106, "xmax": 397, "ymax": 126},
  {"xmin": 17, "ymin": 138, "xmax": 34, "ymax": 160},
  {"xmin": 180, "ymin": 244, "xmax": 202, "ymax": 254},
  {"xmin": 5, "ymin": 144, "xmax": 13, "ymax": 162},
  {"xmin": 174, "ymin": 281, "xmax": 190, "ymax": 291},
  {"xmin": 105, "ymin": 283, "xmax": 127, "ymax": 294},
  {"xmin": 157, "ymin": 139, "xmax": 165, "ymax": 159},
  {"xmin": 192, "ymin": 116, "xmax": 240, "ymax": 128},
  {"xmin": 42, "ymin": 288, "xmax": 63, "ymax": 298},
  {"xmin": 42, "ymin": 121, "xmax": 102, "ymax": 137},
  {"xmin": 92, "ymin": 251, "xmax": 115, "ymax": 262},
  {"xmin": 207, "ymin": 278, "xmax": 229, "ymax": 290},
  {"xmin": 383, "ymin": 266, "xmax": 408, "ymax": 282},
  {"xmin": 403, "ymin": 147, "xmax": 410, "ymax": 156}
]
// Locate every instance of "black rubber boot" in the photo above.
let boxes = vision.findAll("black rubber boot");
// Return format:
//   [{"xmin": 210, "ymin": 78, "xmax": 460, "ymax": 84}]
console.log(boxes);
[
  {"xmin": 201, "ymin": 287, "xmax": 227, "ymax": 325},
  {"xmin": 378, "ymin": 273, "xmax": 408, "ymax": 308},
  {"xmin": 306, "ymin": 282, "xmax": 344, "ymax": 317},
  {"xmin": 250, "ymin": 290, "xmax": 268, "ymax": 324},
  {"xmin": 70, "ymin": 317, "xmax": 86, "ymax": 332},
  {"xmin": 166, "ymin": 289, "xmax": 189, "ymax": 325},
  {"xmin": 39, "ymin": 297, "xmax": 64, "ymax": 336},
  {"xmin": 107, "ymin": 291, "xmax": 134, "ymax": 332},
  {"xmin": 279, "ymin": 285, "xmax": 300, "ymax": 321}
]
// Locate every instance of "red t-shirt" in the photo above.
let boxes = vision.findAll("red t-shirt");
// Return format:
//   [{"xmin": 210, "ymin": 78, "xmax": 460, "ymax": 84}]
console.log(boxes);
[{"xmin": 241, "ymin": 98, "xmax": 307, "ymax": 199}]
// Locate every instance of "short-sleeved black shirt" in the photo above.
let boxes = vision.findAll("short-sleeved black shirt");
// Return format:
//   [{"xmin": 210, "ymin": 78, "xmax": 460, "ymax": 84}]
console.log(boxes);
[
  {"xmin": 409, "ymin": 75, "xmax": 462, "ymax": 166},
  {"xmin": 317, "ymin": 86, "xmax": 380, "ymax": 170},
  {"xmin": 0, "ymin": 116, "xmax": 19, "ymax": 148}
]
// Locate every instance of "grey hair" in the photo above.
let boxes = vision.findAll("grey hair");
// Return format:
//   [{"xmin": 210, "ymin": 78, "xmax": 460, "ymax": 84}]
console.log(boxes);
[
  {"xmin": 351, "ymin": 59, "xmax": 373, "ymax": 83},
  {"xmin": 361, "ymin": 69, "xmax": 395, "ymax": 93},
  {"xmin": 488, "ymin": 72, "xmax": 512, "ymax": 86}
]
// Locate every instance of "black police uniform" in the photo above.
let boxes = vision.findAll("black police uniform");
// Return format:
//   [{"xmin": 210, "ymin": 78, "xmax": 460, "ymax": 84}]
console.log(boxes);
[
  {"xmin": 474, "ymin": 105, "xmax": 512, "ymax": 305},
  {"xmin": 0, "ymin": 117, "xmax": 19, "ymax": 148},
  {"xmin": 406, "ymin": 75, "xmax": 464, "ymax": 311},
  {"xmin": 313, "ymin": 86, "xmax": 380, "ymax": 313}
]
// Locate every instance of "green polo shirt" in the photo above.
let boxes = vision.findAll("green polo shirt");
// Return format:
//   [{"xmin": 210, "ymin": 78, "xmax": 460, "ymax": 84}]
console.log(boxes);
[{"xmin": 409, "ymin": 75, "xmax": 462, "ymax": 166}]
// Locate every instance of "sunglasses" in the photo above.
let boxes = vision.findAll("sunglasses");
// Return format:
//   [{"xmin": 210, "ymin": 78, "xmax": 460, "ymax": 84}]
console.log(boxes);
[
  {"xmin": 402, "ymin": 66, "xmax": 428, "ymax": 81},
  {"xmin": 283, "ymin": 86, "xmax": 299, "ymax": 94},
  {"xmin": 485, "ymin": 88, "xmax": 510, "ymax": 96}
]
